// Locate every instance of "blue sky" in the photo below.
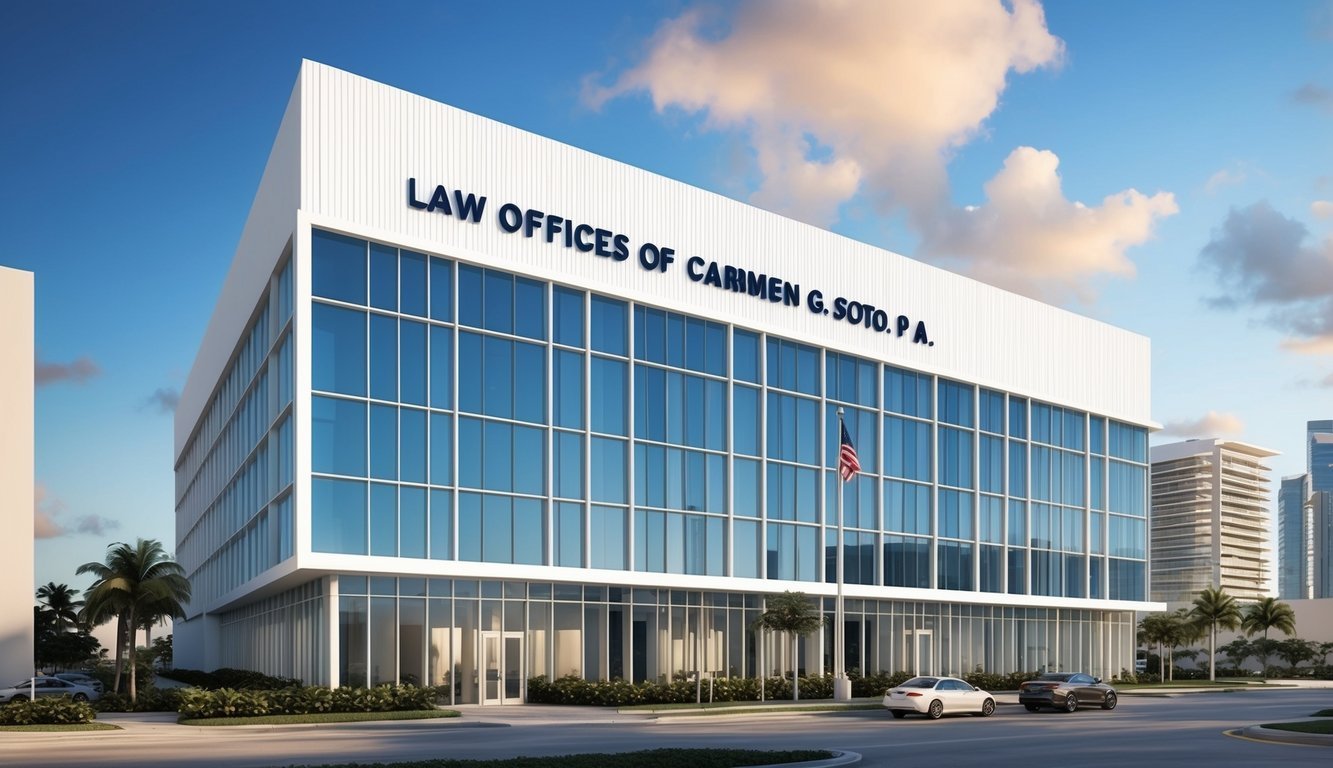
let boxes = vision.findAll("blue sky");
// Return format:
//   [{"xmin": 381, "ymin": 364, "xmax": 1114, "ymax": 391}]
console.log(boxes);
[{"xmin": 4, "ymin": 1, "xmax": 1330, "ymax": 598}]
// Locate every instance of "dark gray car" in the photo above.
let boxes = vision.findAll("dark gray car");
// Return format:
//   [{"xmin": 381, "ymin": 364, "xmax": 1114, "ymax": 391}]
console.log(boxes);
[{"xmin": 1018, "ymin": 672, "xmax": 1117, "ymax": 712}]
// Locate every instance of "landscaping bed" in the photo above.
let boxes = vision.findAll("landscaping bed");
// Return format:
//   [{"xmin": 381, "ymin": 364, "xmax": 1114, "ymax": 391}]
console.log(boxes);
[{"xmin": 278, "ymin": 749, "xmax": 836, "ymax": 768}]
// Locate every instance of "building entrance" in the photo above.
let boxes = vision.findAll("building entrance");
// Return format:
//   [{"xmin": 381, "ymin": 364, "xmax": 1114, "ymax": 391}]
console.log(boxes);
[{"xmin": 481, "ymin": 631, "xmax": 523, "ymax": 704}]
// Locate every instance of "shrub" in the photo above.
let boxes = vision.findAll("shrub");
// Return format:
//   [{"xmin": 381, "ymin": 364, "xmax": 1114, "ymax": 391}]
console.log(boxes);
[
  {"xmin": 159, "ymin": 667, "xmax": 302, "ymax": 690},
  {"xmin": 174, "ymin": 684, "xmax": 438, "ymax": 720},
  {"xmin": 0, "ymin": 697, "xmax": 96, "ymax": 725}
]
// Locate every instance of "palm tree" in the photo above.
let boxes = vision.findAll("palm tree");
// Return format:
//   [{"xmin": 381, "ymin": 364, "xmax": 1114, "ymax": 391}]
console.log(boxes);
[
  {"xmin": 1160, "ymin": 609, "xmax": 1201, "ymax": 681},
  {"xmin": 754, "ymin": 591, "xmax": 825, "ymax": 701},
  {"xmin": 1240, "ymin": 597, "xmax": 1296, "ymax": 678},
  {"xmin": 1190, "ymin": 587, "xmax": 1242, "ymax": 681},
  {"xmin": 78, "ymin": 539, "xmax": 191, "ymax": 702},
  {"xmin": 36, "ymin": 582, "xmax": 84, "ymax": 633},
  {"xmin": 1137, "ymin": 613, "xmax": 1173, "ymax": 677}
]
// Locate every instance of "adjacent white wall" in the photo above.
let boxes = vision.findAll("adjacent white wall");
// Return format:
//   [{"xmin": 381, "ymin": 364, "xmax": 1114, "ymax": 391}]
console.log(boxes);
[{"xmin": 0, "ymin": 266, "xmax": 35, "ymax": 684}]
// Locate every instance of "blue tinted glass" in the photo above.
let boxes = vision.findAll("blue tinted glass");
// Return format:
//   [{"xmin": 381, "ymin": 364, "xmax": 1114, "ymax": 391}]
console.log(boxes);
[
  {"xmin": 458, "ymin": 331, "xmax": 482, "ymax": 413},
  {"xmin": 553, "ymin": 286, "xmax": 585, "ymax": 347},
  {"xmin": 429, "ymin": 325, "xmax": 453, "ymax": 409},
  {"xmin": 1063, "ymin": 411, "xmax": 1085, "ymax": 451},
  {"xmin": 429, "ymin": 489, "xmax": 452, "ymax": 559},
  {"xmin": 938, "ymin": 541, "xmax": 973, "ymax": 590},
  {"xmin": 312, "ymin": 396, "xmax": 366, "ymax": 476},
  {"xmin": 513, "ymin": 425, "xmax": 546, "ymax": 496},
  {"xmin": 938, "ymin": 379, "xmax": 974, "ymax": 427},
  {"xmin": 554, "ymin": 431, "xmax": 584, "ymax": 499},
  {"xmin": 401, "ymin": 251, "xmax": 427, "ymax": 317},
  {"xmin": 554, "ymin": 350, "xmax": 584, "ymax": 429},
  {"xmin": 555, "ymin": 502, "xmax": 583, "ymax": 567},
  {"xmin": 980, "ymin": 435, "xmax": 1003, "ymax": 493},
  {"xmin": 591, "ymin": 437, "xmax": 626, "ymax": 503},
  {"xmin": 1009, "ymin": 398, "xmax": 1028, "ymax": 438},
  {"xmin": 734, "ymin": 386, "xmax": 759, "ymax": 456},
  {"xmin": 370, "ymin": 404, "xmax": 397, "ymax": 480},
  {"xmin": 590, "ymin": 506, "xmax": 624, "ymax": 570},
  {"xmin": 458, "ymin": 417, "xmax": 481, "ymax": 488},
  {"xmin": 483, "ymin": 271, "xmax": 513, "ymax": 333},
  {"xmin": 666, "ymin": 313, "xmax": 685, "ymax": 369},
  {"xmin": 591, "ymin": 357, "xmax": 627, "ymax": 435},
  {"xmin": 734, "ymin": 330, "xmax": 759, "ymax": 383},
  {"xmin": 458, "ymin": 493, "xmax": 481, "ymax": 561},
  {"xmin": 513, "ymin": 498, "xmax": 544, "ymax": 565},
  {"xmin": 938, "ymin": 427, "xmax": 974, "ymax": 488},
  {"xmin": 400, "ymin": 486, "xmax": 427, "ymax": 558},
  {"xmin": 312, "ymin": 230, "xmax": 366, "ymax": 305},
  {"xmin": 980, "ymin": 390, "xmax": 1005, "ymax": 434},
  {"xmin": 429, "ymin": 257, "xmax": 453, "ymax": 322},
  {"xmin": 400, "ymin": 407, "xmax": 426, "ymax": 483},
  {"xmin": 370, "ymin": 482, "xmax": 397, "ymax": 556},
  {"xmin": 312, "ymin": 304, "xmax": 366, "ymax": 396},
  {"xmin": 704, "ymin": 322, "xmax": 727, "ymax": 377},
  {"xmin": 458, "ymin": 265, "xmax": 483, "ymax": 328},
  {"xmin": 514, "ymin": 277, "xmax": 546, "ymax": 340},
  {"xmin": 483, "ymin": 335, "xmax": 513, "ymax": 419},
  {"xmin": 483, "ymin": 494, "xmax": 512, "ymax": 563},
  {"xmin": 514, "ymin": 341, "xmax": 546, "ymax": 424},
  {"xmin": 312, "ymin": 477, "xmax": 366, "ymax": 554},
  {"xmin": 733, "ymin": 519, "xmax": 759, "ymax": 578},
  {"xmin": 590, "ymin": 296, "xmax": 627, "ymax": 356},
  {"xmin": 1089, "ymin": 417, "xmax": 1106, "ymax": 455},
  {"xmin": 430, "ymin": 412, "xmax": 453, "ymax": 486},
  {"xmin": 369, "ymin": 314, "xmax": 397, "ymax": 401},
  {"xmin": 734, "ymin": 458, "xmax": 760, "ymax": 517},
  {"xmin": 685, "ymin": 317, "xmax": 705, "ymax": 372},
  {"xmin": 483, "ymin": 420, "xmax": 512, "ymax": 491},
  {"xmin": 400, "ymin": 320, "xmax": 426, "ymax": 405},
  {"xmin": 370, "ymin": 244, "xmax": 397, "ymax": 311}
]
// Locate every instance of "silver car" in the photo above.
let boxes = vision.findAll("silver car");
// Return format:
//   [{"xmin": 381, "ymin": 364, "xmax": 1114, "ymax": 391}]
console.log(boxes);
[
  {"xmin": 53, "ymin": 672, "xmax": 104, "ymax": 694},
  {"xmin": 1, "ymin": 676, "xmax": 100, "ymax": 703}
]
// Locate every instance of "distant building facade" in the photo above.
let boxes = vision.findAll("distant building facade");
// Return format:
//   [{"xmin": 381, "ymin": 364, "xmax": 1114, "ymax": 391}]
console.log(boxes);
[
  {"xmin": 1149, "ymin": 439, "xmax": 1277, "ymax": 606},
  {"xmin": 0, "ymin": 266, "xmax": 35, "ymax": 684},
  {"xmin": 1278, "ymin": 421, "xmax": 1333, "ymax": 600},
  {"xmin": 1278, "ymin": 474, "xmax": 1311, "ymax": 599}
]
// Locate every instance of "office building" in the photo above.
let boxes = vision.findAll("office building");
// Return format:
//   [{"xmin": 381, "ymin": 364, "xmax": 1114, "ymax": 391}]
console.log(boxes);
[
  {"xmin": 173, "ymin": 61, "xmax": 1158, "ymax": 702},
  {"xmin": 1, "ymin": 266, "xmax": 35, "ymax": 685},
  {"xmin": 1148, "ymin": 439, "xmax": 1277, "ymax": 606}
]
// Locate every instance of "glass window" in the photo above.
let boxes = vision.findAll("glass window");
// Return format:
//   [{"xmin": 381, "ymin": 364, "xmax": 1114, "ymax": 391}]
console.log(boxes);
[
  {"xmin": 938, "ymin": 541, "xmax": 973, "ymax": 590},
  {"xmin": 369, "ymin": 314, "xmax": 397, "ymax": 401},
  {"xmin": 980, "ymin": 435, "xmax": 1003, "ymax": 493},
  {"xmin": 483, "ymin": 270, "xmax": 514, "ymax": 334},
  {"xmin": 400, "ymin": 321, "xmax": 427, "ymax": 405},
  {"xmin": 430, "ymin": 412, "xmax": 453, "ymax": 486},
  {"xmin": 766, "ymin": 338, "xmax": 820, "ymax": 395},
  {"xmin": 590, "ymin": 357, "xmax": 627, "ymax": 435},
  {"xmin": 553, "ymin": 286, "xmax": 584, "ymax": 347},
  {"xmin": 1008, "ymin": 441, "xmax": 1027, "ymax": 498},
  {"xmin": 312, "ymin": 229, "xmax": 366, "ymax": 305},
  {"xmin": 1007, "ymin": 500, "xmax": 1026, "ymax": 547},
  {"xmin": 554, "ymin": 431, "xmax": 584, "ymax": 499},
  {"xmin": 429, "ymin": 489, "xmax": 453, "ymax": 559},
  {"xmin": 883, "ymin": 535, "xmax": 929, "ymax": 588},
  {"xmin": 884, "ymin": 480, "xmax": 930, "ymax": 534},
  {"xmin": 938, "ymin": 489, "xmax": 973, "ymax": 539},
  {"xmin": 370, "ymin": 404, "xmax": 398, "ymax": 480},
  {"xmin": 590, "ymin": 505, "xmax": 626, "ymax": 570},
  {"xmin": 734, "ymin": 385, "xmax": 760, "ymax": 456},
  {"xmin": 370, "ymin": 482, "xmax": 397, "ymax": 556},
  {"xmin": 734, "ymin": 329, "xmax": 759, "ymax": 383},
  {"xmin": 401, "ymin": 407, "xmax": 426, "ymax": 483},
  {"xmin": 884, "ymin": 416, "xmax": 931, "ymax": 481},
  {"xmin": 483, "ymin": 494, "xmax": 513, "ymax": 563},
  {"xmin": 734, "ymin": 519, "xmax": 759, "ymax": 578},
  {"xmin": 1009, "ymin": 397, "xmax": 1027, "ymax": 439},
  {"xmin": 885, "ymin": 366, "xmax": 931, "ymax": 418},
  {"xmin": 312, "ymin": 477, "xmax": 366, "ymax": 554},
  {"xmin": 1089, "ymin": 417, "xmax": 1106, "ymax": 456},
  {"xmin": 938, "ymin": 379, "xmax": 974, "ymax": 427},
  {"xmin": 591, "ymin": 437, "xmax": 627, "ymax": 503},
  {"xmin": 980, "ymin": 390, "xmax": 1004, "ymax": 434},
  {"xmin": 312, "ymin": 304, "xmax": 366, "ymax": 396},
  {"xmin": 429, "ymin": 326, "xmax": 453, "ymax": 409},
  {"xmin": 590, "ymin": 295, "xmax": 627, "ymax": 356},
  {"xmin": 826, "ymin": 352, "xmax": 877, "ymax": 407},
  {"xmin": 514, "ymin": 277, "xmax": 546, "ymax": 341},
  {"xmin": 1109, "ymin": 461, "xmax": 1146, "ymax": 516},
  {"xmin": 980, "ymin": 545, "xmax": 1003, "ymax": 593},
  {"xmin": 370, "ymin": 243, "xmax": 397, "ymax": 311},
  {"xmin": 938, "ymin": 426, "xmax": 974, "ymax": 489},
  {"xmin": 555, "ymin": 501, "xmax": 584, "ymax": 567},
  {"xmin": 458, "ymin": 265, "xmax": 483, "ymax": 328},
  {"xmin": 979, "ymin": 495, "xmax": 1003, "ymax": 544},
  {"xmin": 401, "ymin": 251, "xmax": 427, "ymax": 317},
  {"xmin": 483, "ymin": 335, "xmax": 514, "ymax": 419},
  {"xmin": 1007, "ymin": 548, "xmax": 1026, "ymax": 594},
  {"xmin": 734, "ymin": 458, "xmax": 760, "ymax": 518},
  {"xmin": 514, "ymin": 498, "xmax": 544, "ymax": 565},
  {"xmin": 312, "ymin": 396, "xmax": 366, "ymax": 476},
  {"xmin": 1109, "ymin": 422, "xmax": 1148, "ymax": 462},
  {"xmin": 429, "ymin": 256, "xmax": 452, "ymax": 322},
  {"xmin": 553, "ymin": 349, "xmax": 584, "ymax": 429}
]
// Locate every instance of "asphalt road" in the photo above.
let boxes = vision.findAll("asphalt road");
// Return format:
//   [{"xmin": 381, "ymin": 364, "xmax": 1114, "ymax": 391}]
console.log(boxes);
[{"xmin": 2, "ymin": 690, "xmax": 1330, "ymax": 768}]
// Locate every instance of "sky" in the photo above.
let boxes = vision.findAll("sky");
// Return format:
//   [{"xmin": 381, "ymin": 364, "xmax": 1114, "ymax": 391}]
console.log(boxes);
[{"xmin": 4, "ymin": 1, "xmax": 1331, "ymax": 608}]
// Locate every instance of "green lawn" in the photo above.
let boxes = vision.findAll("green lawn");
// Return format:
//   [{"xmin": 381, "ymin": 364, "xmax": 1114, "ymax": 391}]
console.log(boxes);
[
  {"xmin": 1261, "ymin": 719, "xmax": 1333, "ymax": 735},
  {"xmin": 276, "ymin": 749, "xmax": 835, "ymax": 768},
  {"xmin": 1312, "ymin": 709, "xmax": 1333, "ymax": 717},
  {"xmin": 180, "ymin": 710, "xmax": 460, "ymax": 726},
  {"xmin": 0, "ymin": 722, "xmax": 122, "ymax": 732}
]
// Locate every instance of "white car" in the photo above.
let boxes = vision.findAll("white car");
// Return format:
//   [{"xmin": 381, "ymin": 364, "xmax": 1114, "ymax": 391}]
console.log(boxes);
[
  {"xmin": 1, "ymin": 676, "xmax": 101, "ymax": 704},
  {"xmin": 882, "ymin": 675, "xmax": 996, "ymax": 719}
]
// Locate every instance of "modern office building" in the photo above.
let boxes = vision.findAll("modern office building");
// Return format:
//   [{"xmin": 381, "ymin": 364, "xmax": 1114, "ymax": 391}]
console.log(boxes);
[
  {"xmin": 1278, "ymin": 474, "xmax": 1312, "ymax": 599},
  {"xmin": 1277, "ymin": 421, "xmax": 1333, "ymax": 600},
  {"xmin": 1, "ymin": 266, "xmax": 35, "ymax": 685},
  {"xmin": 1147, "ymin": 439, "xmax": 1277, "ymax": 606},
  {"xmin": 1310, "ymin": 422, "xmax": 1333, "ymax": 492},
  {"xmin": 173, "ymin": 61, "xmax": 1159, "ymax": 702}
]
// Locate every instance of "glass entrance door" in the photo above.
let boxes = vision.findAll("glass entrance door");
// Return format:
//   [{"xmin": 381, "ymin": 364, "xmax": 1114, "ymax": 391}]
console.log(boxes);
[
  {"xmin": 906, "ymin": 629, "xmax": 934, "ymax": 676},
  {"xmin": 481, "ymin": 631, "xmax": 524, "ymax": 704}
]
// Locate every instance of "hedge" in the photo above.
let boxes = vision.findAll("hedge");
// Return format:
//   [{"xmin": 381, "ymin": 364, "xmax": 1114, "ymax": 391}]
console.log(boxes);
[
  {"xmin": 176, "ymin": 684, "xmax": 438, "ymax": 720},
  {"xmin": 0, "ymin": 697, "xmax": 97, "ymax": 725},
  {"xmin": 159, "ymin": 667, "xmax": 302, "ymax": 690}
]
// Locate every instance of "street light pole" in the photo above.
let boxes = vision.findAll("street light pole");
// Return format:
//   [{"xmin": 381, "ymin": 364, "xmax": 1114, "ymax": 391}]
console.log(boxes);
[{"xmin": 834, "ymin": 407, "xmax": 849, "ymax": 700}]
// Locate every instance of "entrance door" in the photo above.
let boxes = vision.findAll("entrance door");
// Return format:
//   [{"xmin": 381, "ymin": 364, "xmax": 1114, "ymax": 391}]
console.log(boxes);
[
  {"xmin": 906, "ymin": 630, "xmax": 933, "ymax": 676},
  {"xmin": 481, "ymin": 631, "xmax": 524, "ymax": 704}
]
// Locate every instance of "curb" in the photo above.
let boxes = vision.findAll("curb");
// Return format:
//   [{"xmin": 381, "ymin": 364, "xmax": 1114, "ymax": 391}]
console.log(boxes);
[
  {"xmin": 750, "ymin": 751, "xmax": 860, "ymax": 768},
  {"xmin": 1236, "ymin": 725, "xmax": 1333, "ymax": 747}
]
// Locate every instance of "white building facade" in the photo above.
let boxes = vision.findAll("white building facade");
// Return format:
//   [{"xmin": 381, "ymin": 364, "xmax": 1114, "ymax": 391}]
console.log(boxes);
[
  {"xmin": 173, "ymin": 62, "xmax": 1159, "ymax": 701},
  {"xmin": 1148, "ymin": 439, "xmax": 1277, "ymax": 607},
  {"xmin": 1, "ymin": 266, "xmax": 35, "ymax": 685}
]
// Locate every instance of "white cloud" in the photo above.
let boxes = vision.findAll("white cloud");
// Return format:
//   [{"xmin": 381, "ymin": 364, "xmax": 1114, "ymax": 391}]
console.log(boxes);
[
  {"xmin": 1204, "ymin": 168, "xmax": 1246, "ymax": 194},
  {"xmin": 923, "ymin": 147, "xmax": 1178, "ymax": 303},
  {"xmin": 588, "ymin": 1, "xmax": 1175, "ymax": 303},
  {"xmin": 1312, "ymin": 200, "xmax": 1333, "ymax": 220},
  {"xmin": 1158, "ymin": 411, "xmax": 1245, "ymax": 438},
  {"xmin": 34, "ymin": 484, "xmax": 66, "ymax": 539}
]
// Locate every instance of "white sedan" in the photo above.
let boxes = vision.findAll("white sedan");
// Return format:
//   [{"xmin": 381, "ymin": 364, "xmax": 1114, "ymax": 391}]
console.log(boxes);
[{"xmin": 882, "ymin": 675, "xmax": 996, "ymax": 719}]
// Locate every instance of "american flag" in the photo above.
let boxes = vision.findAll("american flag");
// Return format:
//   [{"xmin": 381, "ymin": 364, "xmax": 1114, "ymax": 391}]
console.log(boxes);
[{"xmin": 839, "ymin": 419, "xmax": 861, "ymax": 482}]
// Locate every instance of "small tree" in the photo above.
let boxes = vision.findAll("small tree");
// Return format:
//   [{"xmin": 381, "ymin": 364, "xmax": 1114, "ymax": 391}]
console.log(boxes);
[
  {"xmin": 754, "ymin": 591, "xmax": 825, "ymax": 701},
  {"xmin": 1275, "ymin": 639, "xmax": 1317, "ymax": 675},
  {"xmin": 1318, "ymin": 641, "xmax": 1333, "ymax": 668},
  {"xmin": 1220, "ymin": 638, "xmax": 1252, "ymax": 674},
  {"xmin": 1189, "ymin": 587, "xmax": 1242, "ymax": 681}
]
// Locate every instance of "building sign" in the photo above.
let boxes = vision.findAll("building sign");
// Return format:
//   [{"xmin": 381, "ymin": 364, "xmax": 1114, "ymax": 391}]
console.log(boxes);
[{"xmin": 408, "ymin": 178, "xmax": 933, "ymax": 347}]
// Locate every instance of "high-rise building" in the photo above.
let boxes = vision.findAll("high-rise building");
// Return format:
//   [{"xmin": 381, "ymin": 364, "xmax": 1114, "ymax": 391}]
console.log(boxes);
[
  {"xmin": 1278, "ymin": 474, "xmax": 1311, "ymax": 599},
  {"xmin": 1313, "ymin": 491, "xmax": 1333, "ymax": 598},
  {"xmin": 1, "ymin": 266, "xmax": 35, "ymax": 684},
  {"xmin": 1149, "ymin": 439, "xmax": 1278, "ymax": 606},
  {"xmin": 1309, "ymin": 421, "xmax": 1333, "ymax": 492},
  {"xmin": 173, "ymin": 61, "xmax": 1159, "ymax": 699}
]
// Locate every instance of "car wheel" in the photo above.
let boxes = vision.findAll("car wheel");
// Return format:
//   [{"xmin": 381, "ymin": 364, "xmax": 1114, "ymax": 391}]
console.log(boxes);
[
  {"xmin": 1101, "ymin": 692, "xmax": 1117, "ymax": 711},
  {"xmin": 891, "ymin": 710, "xmax": 907, "ymax": 719},
  {"xmin": 927, "ymin": 699, "xmax": 944, "ymax": 719},
  {"xmin": 1024, "ymin": 704, "xmax": 1040, "ymax": 712},
  {"xmin": 73, "ymin": 693, "xmax": 88, "ymax": 702},
  {"xmin": 1063, "ymin": 693, "xmax": 1079, "ymax": 713},
  {"xmin": 980, "ymin": 698, "xmax": 996, "ymax": 717}
]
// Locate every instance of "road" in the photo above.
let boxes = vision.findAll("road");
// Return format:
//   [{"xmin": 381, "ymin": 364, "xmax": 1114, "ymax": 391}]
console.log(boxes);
[{"xmin": 1, "ymin": 690, "xmax": 1330, "ymax": 768}]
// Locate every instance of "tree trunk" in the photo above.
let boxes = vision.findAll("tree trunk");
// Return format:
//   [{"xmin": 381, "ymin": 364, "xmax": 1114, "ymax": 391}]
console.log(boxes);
[
  {"xmin": 127, "ymin": 609, "xmax": 138, "ymax": 704},
  {"xmin": 112, "ymin": 614, "xmax": 126, "ymax": 695},
  {"xmin": 783, "ymin": 629, "xmax": 794, "ymax": 704},
  {"xmin": 1209, "ymin": 625, "xmax": 1216, "ymax": 682}
]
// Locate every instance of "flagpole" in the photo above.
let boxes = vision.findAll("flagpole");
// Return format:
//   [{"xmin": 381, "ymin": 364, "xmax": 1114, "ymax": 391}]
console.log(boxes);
[{"xmin": 834, "ymin": 407, "xmax": 848, "ymax": 700}]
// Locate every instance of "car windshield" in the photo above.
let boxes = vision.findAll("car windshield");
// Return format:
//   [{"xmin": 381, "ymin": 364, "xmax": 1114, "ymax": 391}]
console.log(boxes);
[{"xmin": 902, "ymin": 677, "xmax": 939, "ymax": 688}]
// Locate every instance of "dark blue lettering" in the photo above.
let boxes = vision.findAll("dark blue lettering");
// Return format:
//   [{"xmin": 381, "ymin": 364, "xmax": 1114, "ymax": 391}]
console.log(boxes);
[
  {"xmin": 453, "ymin": 191, "xmax": 487, "ymax": 223},
  {"xmin": 407, "ymin": 178, "xmax": 428, "ymax": 209},
  {"xmin": 766, "ymin": 277, "xmax": 783, "ymax": 303},
  {"xmin": 913, "ymin": 322, "xmax": 931, "ymax": 345},
  {"xmin": 574, "ymin": 224, "xmax": 594, "ymax": 252},
  {"xmin": 896, "ymin": 315, "xmax": 910, "ymax": 337},
  {"xmin": 872, "ymin": 309, "xmax": 889, "ymax": 332},
  {"xmin": 498, "ymin": 203, "xmax": 522, "ymax": 233},
  {"xmin": 704, "ymin": 261, "xmax": 722, "ymax": 287},
  {"xmin": 613, "ymin": 234, "xmax": 630, "ymax": 261},
  {"xmin": 523, "ymin": 208, "xmax": 545, "ymax": 238},
  {"xmin": 686, "ymin": 256, "xmax": 706, "ymax": 281},
  {"xmin": 544, "ymin": 215, "xmax": 564, "ymax": 243},
  {"xmin": 747, "ymin": 272, "xmax": 765, "ymax": 298},
  {"xmin": 832, "ymin": 297, "xmax": 848, "ymax": 320},
  {"xmin": 638, "ymin": 242, "xmax": 660, "ymax": 270},
  {"xmin": 427, "ymin": 185, "xmax": 452, "ymax": 215},
  {"xmin": 807, "ymin": 290, "xmax": 824, "ymax": 314},
  {"xmin": 783, "ymin": 282, "xmax": 799, "ymax": 307},
  {"xmin": 724, "ymin": 266, "xmax": 742, "ymax": 292},
  {"xmin": 594, "ymin": 229, "xmax": 613, "ymax": 257}
]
